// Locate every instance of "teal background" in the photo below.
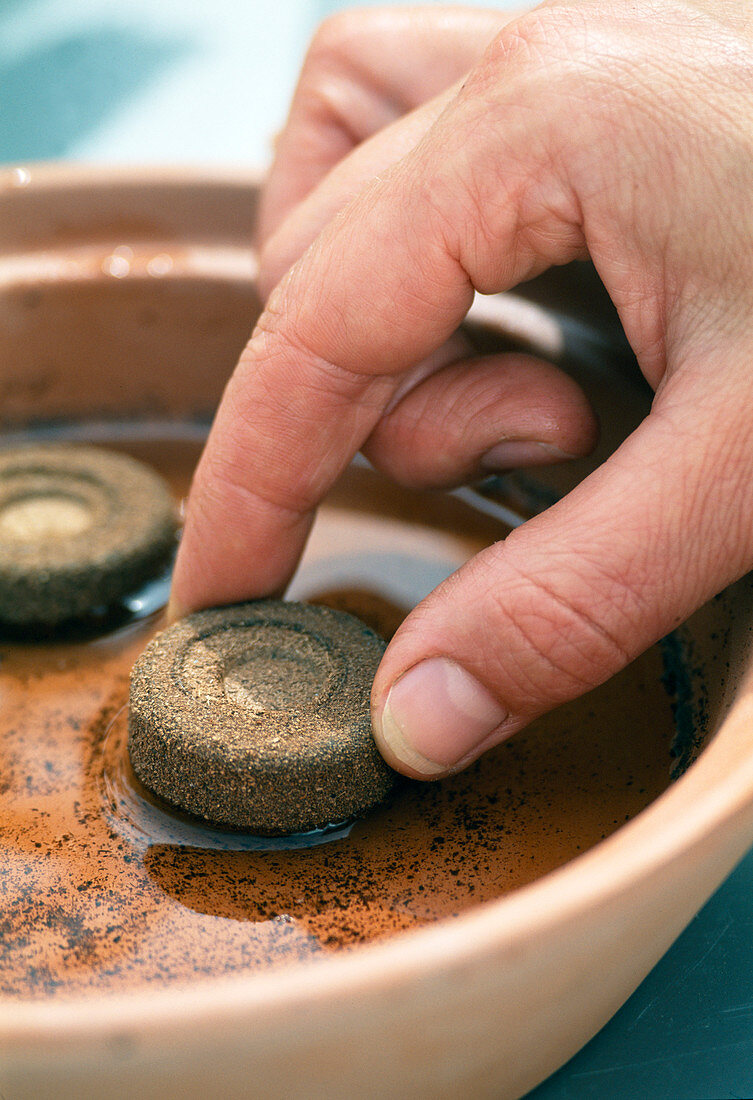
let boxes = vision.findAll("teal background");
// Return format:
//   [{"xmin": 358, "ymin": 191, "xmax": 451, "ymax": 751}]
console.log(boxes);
[{"xmin": 2, "ymin": 1, "xmax": 752, "ymax": 1095}]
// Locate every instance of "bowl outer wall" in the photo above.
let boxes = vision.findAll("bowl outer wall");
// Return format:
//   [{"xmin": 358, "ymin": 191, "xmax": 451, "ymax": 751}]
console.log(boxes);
[{"xmin": 1, "ymin": 165, "xmax": 753, "ymax": 1098}]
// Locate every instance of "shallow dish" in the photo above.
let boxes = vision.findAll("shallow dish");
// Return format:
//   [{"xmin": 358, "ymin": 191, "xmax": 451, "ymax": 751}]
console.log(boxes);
[{"xmin": 0, "ymin": 165, "xmax": 751, "ymax": 1099}]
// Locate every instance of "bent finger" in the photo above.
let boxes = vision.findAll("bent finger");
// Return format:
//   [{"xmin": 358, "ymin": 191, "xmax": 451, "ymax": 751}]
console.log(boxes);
[
  {"xmin": 363, "ymin": 351, "xmax": 598, "ymax": 490},
  {"xmin": 371, "ymin": 359, "xmax": 753, "ymax": 777},
  {"xmin": 258, "ymin": 5, "xmax": 510, "ymax": 246},
  {"xmin": 171, "ymin": 18, "xmax": 597, "ymax": 618}
]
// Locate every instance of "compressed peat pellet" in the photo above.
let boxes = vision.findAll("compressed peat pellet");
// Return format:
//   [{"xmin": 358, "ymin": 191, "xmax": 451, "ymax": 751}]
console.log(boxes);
[
  {"xmin": 0, "ymin": 444, "xmax": 178, "ymax": 625},
  {"xmin": 128, "ymin": 600, "xmax": 397, "ymax": 835}
]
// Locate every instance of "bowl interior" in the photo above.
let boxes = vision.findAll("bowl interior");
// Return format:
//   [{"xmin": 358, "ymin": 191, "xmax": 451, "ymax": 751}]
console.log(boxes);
[{"xmin": 0, "ymin": 168, "xmax": 745, "ymax": 1009}]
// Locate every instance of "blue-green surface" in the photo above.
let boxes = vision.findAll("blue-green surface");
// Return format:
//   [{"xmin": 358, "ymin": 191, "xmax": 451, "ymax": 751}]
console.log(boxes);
[
  {"xmin": 529, "ymin": 844, "xmax": 753, "ymax": 1099},
  {"xmin": 2, "ymin": 2, "xmax": 751, "ymax": 1095}
]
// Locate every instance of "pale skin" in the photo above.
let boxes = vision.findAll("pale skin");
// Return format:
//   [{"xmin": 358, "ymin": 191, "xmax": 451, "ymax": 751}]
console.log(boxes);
[{"xmin": 170, "ymin": 1, "xmax": 753, "ymax": 779}]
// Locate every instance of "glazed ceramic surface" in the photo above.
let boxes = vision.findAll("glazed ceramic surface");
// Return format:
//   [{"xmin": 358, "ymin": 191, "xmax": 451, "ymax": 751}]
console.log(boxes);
[{"xmin": 0, "ymin": 167, "xmax": 752, "ymax": 1099}]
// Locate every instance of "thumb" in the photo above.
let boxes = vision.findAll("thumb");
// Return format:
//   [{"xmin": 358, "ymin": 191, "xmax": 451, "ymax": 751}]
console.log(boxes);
[{"xmin": 372, "ymin": 364, "xmax": 753, "ymax": 777}]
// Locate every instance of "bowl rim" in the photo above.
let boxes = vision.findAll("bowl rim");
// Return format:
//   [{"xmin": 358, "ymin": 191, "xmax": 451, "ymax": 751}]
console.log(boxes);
[
  {"xmin": 0, "ymin": 161, "xmax": 263, "ymax": 193},
  {"xmin": 1, "ymin": 163, "xmax": 753, "ymax": 1047},
  {"xmin": 4, "ymin": 690, "xmax": 753, "ymax": 1044}
]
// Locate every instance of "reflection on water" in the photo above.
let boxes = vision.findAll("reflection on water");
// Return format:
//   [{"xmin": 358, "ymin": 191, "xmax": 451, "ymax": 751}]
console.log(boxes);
[
  {"xmin": 100, "ymin": 707, "xmax": 355, "ymax": 854},
  {"xmin": 0, "ymin": 561, "xmax": 173, "ymax": 644}
]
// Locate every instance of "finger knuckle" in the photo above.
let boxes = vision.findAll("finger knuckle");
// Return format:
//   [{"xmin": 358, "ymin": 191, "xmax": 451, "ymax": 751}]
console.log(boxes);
[
  {"xmin": 200, "ymin": 434, "xmax": 312, "ymax": 524},
  {"xmin": 296, "ymin": 14, "xmax": 372, "ymax": 140},
  {"xmin": 307, "ymin": 11, "xmax": 361, "ymax": 67},
  {"xmin": 472, "ymin": 7, "xmax": 581, "ymax": 89}
]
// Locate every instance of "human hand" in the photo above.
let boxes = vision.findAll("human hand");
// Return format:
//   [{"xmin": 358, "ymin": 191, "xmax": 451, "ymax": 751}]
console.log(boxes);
[
  {"xmin": 256, "ymin": 6, "xmax": 514, "ymax": 252},
  {"xmin": 170, "ymin": 1, "xmax": 753, "ymax": 779}
]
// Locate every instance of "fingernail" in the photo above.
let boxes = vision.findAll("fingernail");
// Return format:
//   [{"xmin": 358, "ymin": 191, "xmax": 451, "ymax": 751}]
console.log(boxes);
[
  {"xmin": 481, "ymin": 440, "xmax": 572, "ymax": 471},
  {"xmin": 166, "ymin": 594, "xmax": 188, "ymax": 625},
  {"xmin": 377, "ymin": 657, "xmax": 507, "ymax": 777}
]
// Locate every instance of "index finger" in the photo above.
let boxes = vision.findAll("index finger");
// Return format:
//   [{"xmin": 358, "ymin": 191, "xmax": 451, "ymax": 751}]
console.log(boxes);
[
  {"xmin": 170, "ymin": 166, "xmax": 475, "ymax": 616},
  {"xmin": 170, "ymin": 39, "xmax": 585, "ymax": 616}
]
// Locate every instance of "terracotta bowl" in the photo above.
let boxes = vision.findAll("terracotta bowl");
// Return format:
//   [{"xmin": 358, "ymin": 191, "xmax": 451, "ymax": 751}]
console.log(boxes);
[{"xmin": 1, "ymin": 166, "xmax": 752, "ymax": 1099}]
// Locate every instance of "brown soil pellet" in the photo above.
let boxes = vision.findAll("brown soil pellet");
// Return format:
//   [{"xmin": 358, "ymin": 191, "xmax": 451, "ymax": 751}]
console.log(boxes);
[
  {"xmin": 0, "ymin": 444, "xmax": 177, "ymax": 625},
  {"xmin": 128, "ymin": 600, "xmax": 397, "ymax": 835}
]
